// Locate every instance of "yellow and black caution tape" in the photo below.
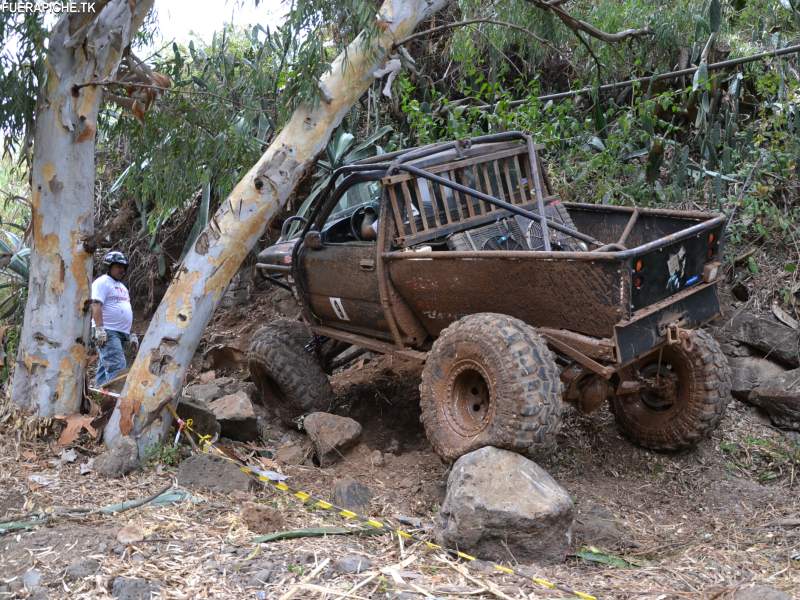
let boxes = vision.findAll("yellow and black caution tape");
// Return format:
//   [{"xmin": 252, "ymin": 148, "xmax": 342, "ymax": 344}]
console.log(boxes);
[{"xmin": 163, "ymin": 403, "xmax": 597, "ymax": 600}]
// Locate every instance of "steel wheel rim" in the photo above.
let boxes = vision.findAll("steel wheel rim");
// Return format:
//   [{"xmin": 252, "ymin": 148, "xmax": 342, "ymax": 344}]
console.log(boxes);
[{"xmin": 445, "ymin": 360, "xmax": 494, "ymax": 436}]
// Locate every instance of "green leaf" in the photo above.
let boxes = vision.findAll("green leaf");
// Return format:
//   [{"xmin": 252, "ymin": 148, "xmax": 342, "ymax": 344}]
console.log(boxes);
[
  {"xmin": 179, "ymin": 182, "xmax": 212, "ymax": 262},
  {"xmin": 747, "ymin": 256, "xmax": 760, "ymax": 274},
  {"xmin": 784, "ymin": 263, "xmax": 797, "ymax": 273},
  {"xmin": 575, "ymin": 547, "xmax": 639, "ymax": 568}
]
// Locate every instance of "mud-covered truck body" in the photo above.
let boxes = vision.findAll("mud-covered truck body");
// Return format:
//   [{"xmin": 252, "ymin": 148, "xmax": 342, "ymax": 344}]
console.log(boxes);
[{"xmin": 252, "ymin": 132, "xmax": 731, "ymax": 461}]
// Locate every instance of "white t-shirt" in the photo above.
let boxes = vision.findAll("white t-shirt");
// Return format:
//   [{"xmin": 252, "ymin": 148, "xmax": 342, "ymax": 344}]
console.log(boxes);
[{"xmin": 91, "ymin": 274, "xmax": 133, "ymax": 334}]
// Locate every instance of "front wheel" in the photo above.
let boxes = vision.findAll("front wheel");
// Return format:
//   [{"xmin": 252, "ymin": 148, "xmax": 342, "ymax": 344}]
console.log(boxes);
[
  {"xmin": 248, "ymin": 320, "xmax": 333, "ymax": 426},
  {"xmin": 419, "ymin": 313, "xmax": 563, "ymax": 462},
  {"xmin": 609, "ymin": 329, "xmax": 731, "ymax": 451}
]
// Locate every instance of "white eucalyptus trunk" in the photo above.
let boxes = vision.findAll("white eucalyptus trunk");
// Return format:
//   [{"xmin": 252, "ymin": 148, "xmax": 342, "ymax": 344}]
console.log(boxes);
[
  {"xmin": 11, "ymin": 0, "xmax": 154, "ymax": 416},
  {"xmin": 105, "ymin": 0, "xmax": 451, "ymax": 453}
]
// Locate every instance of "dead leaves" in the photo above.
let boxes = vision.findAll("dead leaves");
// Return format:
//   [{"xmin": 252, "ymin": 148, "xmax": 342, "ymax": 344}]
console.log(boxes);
[{"xmin": 55, "ymin": 413, "xmax": 99, "ymax": 446}]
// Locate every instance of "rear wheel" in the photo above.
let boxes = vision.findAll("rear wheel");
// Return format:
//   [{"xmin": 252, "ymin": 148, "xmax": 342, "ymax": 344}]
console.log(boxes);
[
  {"xmin": 609, "ymin": 329, "xmax": 730, "ymax": 451},
  {"xmin": 248, "ymin": 320, "xmax": 333, "ymax": 426},
  {"xmin": 420, "ymin": 313, "xmax": 563, "ymax": 461}
]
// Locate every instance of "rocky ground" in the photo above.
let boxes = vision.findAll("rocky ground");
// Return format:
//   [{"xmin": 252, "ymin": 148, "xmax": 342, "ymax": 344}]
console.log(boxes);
[{"xmin": 1, "ymin": 287, "xmax": 799, "ymax": 600}]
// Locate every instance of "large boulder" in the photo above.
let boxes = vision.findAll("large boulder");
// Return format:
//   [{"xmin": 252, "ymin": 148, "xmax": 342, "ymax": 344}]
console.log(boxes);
[
  {"xmin": 436, "ymin": 446, "xmax": 574, "ymax": 564},
  {"xmin": 748, "ymin": 368, "xmax": 800, "ymax": 431},
  {"xmin": 303, "ymin": 412, "xmax": 362, "ymax": 466},
  {"xmin": 724, "ymin": 313, "xmax": 799, "ymax": 368},
  {"xmin": 728, "ymin": 356, "xmax": 788, "ymax": 400},
  {"xmin": 208, "ymin": 390, "xmax": 258, "ymax": 441}
]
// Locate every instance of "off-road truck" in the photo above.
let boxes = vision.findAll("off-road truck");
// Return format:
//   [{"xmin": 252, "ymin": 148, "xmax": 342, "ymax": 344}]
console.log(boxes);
[{"xmin": 251, "ymin": 131, "xmax": 731, "ymax": 461}]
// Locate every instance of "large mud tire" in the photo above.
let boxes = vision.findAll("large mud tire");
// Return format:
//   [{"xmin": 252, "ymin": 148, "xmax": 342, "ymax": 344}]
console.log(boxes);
[
  {"xmin": 609, "ymin": 329, "xmax": 731, "ymax": 451},
  {"xmin": 248, "ymin": 320, "xmax": 333, "ymax": 426},
  {"xmin": 420, "ymin": 313, "xmax": 563, "ymax": 462}
]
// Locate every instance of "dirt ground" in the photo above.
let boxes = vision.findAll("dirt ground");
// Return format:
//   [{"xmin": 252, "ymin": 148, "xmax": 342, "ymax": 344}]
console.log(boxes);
[{"xmin": 1, "ymin": 290, "xmax": 799, "ymax": 599}]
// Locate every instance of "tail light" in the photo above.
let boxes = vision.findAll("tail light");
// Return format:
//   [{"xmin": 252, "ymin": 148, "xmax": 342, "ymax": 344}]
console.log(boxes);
[{"xmin": 707, "ymin": 232, "xmax": 717, "ymax": 260}]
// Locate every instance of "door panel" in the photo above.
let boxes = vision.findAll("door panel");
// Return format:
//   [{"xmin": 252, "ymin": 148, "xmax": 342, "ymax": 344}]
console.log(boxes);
[{"xmin": 301, "ymin": 243, "xmax": 389, "ymax": 335}]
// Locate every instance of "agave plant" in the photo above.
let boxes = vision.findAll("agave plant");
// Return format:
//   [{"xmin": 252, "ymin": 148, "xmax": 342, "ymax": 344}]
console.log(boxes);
[
  {"xmin": 284, "ymin": 125, "xmax": 392, "ymax": 239},
  {"xmin": 0, "ymin": 229, "xmax": 30, "ymax": 320}
]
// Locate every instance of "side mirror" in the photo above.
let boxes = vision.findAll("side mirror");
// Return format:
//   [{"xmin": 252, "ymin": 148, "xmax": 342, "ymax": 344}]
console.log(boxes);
[{"xmin": 304, "ymin": 230, "xmax": 323, "ymax": 250}]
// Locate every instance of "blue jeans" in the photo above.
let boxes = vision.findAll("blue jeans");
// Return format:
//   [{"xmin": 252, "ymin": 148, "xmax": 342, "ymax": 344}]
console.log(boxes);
[{"xmin": 96, "ymin": 329, "xmax": 129, "ymax": 386}]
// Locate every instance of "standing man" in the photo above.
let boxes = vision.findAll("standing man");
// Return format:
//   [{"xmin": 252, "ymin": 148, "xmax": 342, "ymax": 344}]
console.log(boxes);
[{"xmin": 91, "ymin": 251, "xmax": 137, "ymax": 386}]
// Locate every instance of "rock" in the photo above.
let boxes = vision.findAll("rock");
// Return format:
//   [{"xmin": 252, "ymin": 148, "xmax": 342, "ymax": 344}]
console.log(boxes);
[
  {"xmin": 748, "ymin": 368, "xmax": 800, "ymax": 430},
  {"xmin": 303, "ymin": 412, "xmax": 362, "ymax": 466},
  {"xmin": 240, "ymin": 502, "xmax": 285, "ymax": 534},
  {"xmin": 370, "ymin": 449, "xmax": 385, "ymax": 467},
  {"xmin": 729, "ymin": 356, "xmax": 788, "ymax": 400},
  {"xmin": 209, "ymin": 391, "xmax": 259, "ymax": 441},
  {"xmin": 111, "ymin": 577, "xmax": 161, "ymax": 600},
  {"xmin": 95, "ymin": 437, "xmax": 139, "ymax": 478},
  {"xmin": 574, "ymin": 504, "xmax": 635, "ymax": 549},
  {"xmin": 332, "ymin": 478, "xmax": 372, "ymax": 514},
  {"xmin": 23, "ymin": 569, "xmax": 41, "ymax": 590},
  {"xmin": 436, "ymin": 446, "xmax": 574, "ymax": 564},
  {"xmin": 333, "ymin": 554, "xmax": 373, "ymax": 574},
  {"xmin": 275, "ymin": 441, "xmax": 312, "ymax": 465},
  {"xmin": 203, "ymin": 345, "xmax": 246, "ymax": 372},
  {"xmin": 177, "ymin": 453, "xmax": 254, "ymax": 492},
  {"xmin": 116, "ymin": 525, "xmax": 145, "ymax": 545},
  {"xmin": 176, "ymin": 399, "xmax": 221, "ymax": 441},
  {"xmin": 725, "ymin": 313, "xmax": 799, "ymax": 368},
  {"xmin": 29, "ymin": 588, "xmax": 48, "ymax": 600},
  {"xmin": 198, "ymin": 370, "xmax": 216, "ymax": 384},
  {"xmin": 184, "ymin": 381, "xmax": 224, "ymax": 404},
  {"xmin": 733, "ymin": 584, "xmax": 792, "ymax": 600},
  {"xmin": 249, "ymin": 563, "xmax": 278, "ymax": 585}
]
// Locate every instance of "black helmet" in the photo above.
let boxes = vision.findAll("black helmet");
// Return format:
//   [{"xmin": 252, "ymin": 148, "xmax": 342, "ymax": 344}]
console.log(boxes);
[{"xmin": 102, "ymin": 251, "xmax": 128, "ymax": 267}]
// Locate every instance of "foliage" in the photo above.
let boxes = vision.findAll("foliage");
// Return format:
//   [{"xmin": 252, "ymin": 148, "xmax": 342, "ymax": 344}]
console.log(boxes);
[
  {"xmin": 395, "ymin": 0, "xmax": 800, "ymax": 252},
  {"xmin": 721, "ymin": 435, "xmax": 800, "ymax": 485},
  {"xmin": 0, "ymin": 227, "xmax": 30, "ymax": 321},
  {"xmin": 0, "ymin": 12, "xmax": 46, "ymax": 162},
  {"xmin": 144, "ymin": 441, "xmax": 183, "ymax": 466},
  {"xmin": 286, "ymin": 124, "xmax": 392, "ymax": 238}
]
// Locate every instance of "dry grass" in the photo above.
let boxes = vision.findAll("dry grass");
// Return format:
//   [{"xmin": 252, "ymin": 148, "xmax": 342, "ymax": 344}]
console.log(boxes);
[{"xmin": 1, "ymin": 393, "xmax": 799, "ymax": 599}]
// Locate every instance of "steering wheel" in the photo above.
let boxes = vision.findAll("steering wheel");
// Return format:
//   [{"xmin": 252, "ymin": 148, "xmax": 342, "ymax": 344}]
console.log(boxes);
[
  {"xmin": 280, "ymin": 215, "xmax": 308, "ymax": 239},
  {"xmin": 349, "ymin": 204, "xmax": 378, "ymax": 241}
]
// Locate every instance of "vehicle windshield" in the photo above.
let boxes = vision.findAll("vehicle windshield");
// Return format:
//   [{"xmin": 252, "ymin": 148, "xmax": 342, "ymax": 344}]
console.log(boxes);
[{"xmin": 286, "ymin": 179, "xmax": 381, "ymax": 239}]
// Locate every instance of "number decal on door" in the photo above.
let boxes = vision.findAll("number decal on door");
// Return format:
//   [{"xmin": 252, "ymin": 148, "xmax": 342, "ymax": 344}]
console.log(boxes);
[{"xmin": 330, "ymin": 297, "xmax": 350, "ymax": 321}]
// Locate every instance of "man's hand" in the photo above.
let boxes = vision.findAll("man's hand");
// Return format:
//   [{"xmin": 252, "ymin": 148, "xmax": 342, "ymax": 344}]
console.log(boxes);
[
  {"xmin": 94, "ymin": 327, "xmax": 108, "ymax": 347},
  {"xmin": 129, "ymin": 333, "xmax": 139, "ymax": 353}
]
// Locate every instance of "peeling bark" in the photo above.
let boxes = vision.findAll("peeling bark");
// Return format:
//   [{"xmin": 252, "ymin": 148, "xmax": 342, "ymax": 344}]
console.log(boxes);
[
  {"xmin": 105, "ymin": 0, "xmax": 451, "ymax": 454},
  {"xmin": 11, "ymin": 0, "xmax": 154, "ymax": 416}
]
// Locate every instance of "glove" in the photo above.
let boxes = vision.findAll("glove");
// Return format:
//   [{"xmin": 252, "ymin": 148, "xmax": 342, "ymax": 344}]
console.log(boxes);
[
  {"xmin": 94, "ymin": 327, "xmax": 108, "ymax": 347},
  {"xmin": 129, "ymin": 333, "xmax": 139, "ymax": 352}
]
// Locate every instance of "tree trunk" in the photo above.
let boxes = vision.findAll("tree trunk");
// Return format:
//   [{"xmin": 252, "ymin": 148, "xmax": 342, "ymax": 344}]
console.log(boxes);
[
  {"xmin": 11, "ymin": 0, "xmax": 154, "ymax": 416},
  {"xmin": 105, "ymin": 0, "xmax": 450, "ymax": 454}
]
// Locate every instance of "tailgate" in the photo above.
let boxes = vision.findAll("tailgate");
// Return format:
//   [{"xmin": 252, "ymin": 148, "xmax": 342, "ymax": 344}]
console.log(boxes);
[
  {"xmin": 615, "ymin": 283, "xmax": 720, "ymax": 364},
  {"xmin": 628, "ymin": 219, "xmax": 724, "ymax": 311}
]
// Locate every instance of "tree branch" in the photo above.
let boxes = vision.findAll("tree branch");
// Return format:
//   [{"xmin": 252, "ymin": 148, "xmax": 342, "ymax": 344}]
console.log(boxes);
[
  {"xmin": 393, "ymin": 18, "xmax": 556, "ymax": 52},
  {"xmin": 522, "ymin": 0, "xmax": 653, "ymax": 43}
]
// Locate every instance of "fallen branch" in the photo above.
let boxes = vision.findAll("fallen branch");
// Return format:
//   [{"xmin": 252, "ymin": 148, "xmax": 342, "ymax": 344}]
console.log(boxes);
[
  {"xmin": 522, "ymin": 0, "xmax": 653, "ymax": 42},
  {"xmin": 394, "ymin": 18, "xmax": 552, "ymax": 49},
  {"xmin": 252, "ymin": 526, "xmax": 387, "ymax": 544}
]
